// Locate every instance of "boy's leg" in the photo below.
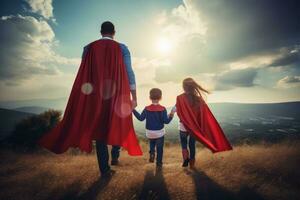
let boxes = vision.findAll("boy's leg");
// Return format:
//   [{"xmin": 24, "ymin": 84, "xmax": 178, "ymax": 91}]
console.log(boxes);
[
  {"xmin": 188, "ymin": 134, "xmax": 196, "ymax": 169},
  {"xmin": 149, "ymin": 139, "xmax": 156, "ymax": 162},
  {"xmin": 156, "ymin": 136, "xmax": 164, "ymax": 167},
  {"xmin": 111, "ymin": 145, "xmax": 121, "ymax": 165},
  {"xmin": 95, "ymin": 141, "xmax": 111, "ymax": 175},
  {"xmin": 180, "ymin": 131, "xmax": 190, "ymax": 167}
]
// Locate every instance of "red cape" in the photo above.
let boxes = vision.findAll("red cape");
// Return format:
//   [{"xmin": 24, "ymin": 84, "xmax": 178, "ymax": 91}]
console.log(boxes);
[
  {"xmin": 176, "ymin": 94, "xmax": 232, "ymax": 153},
  {"xmin": 39, "ymin": 39, "xmax": 142, "ymax": 156}
]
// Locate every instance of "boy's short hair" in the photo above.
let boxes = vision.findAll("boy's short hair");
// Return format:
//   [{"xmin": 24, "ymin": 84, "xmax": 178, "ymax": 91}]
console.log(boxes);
[{"xmin": 149, "ymin": 88, "xmax": 162, "ymax": 100}]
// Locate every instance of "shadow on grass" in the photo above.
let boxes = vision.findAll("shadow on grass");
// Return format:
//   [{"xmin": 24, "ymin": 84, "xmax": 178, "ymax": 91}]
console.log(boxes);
[
  {"xmin": 189, "ymin": 168, "xmax": 265, "ymax": 200},
  {"xmin": 139, "ymin": 167, "xmax": 170, "ymax": 200},
  {"xmin": 76, "ymin": 175, "xmax": 112, "ymax": 200}
]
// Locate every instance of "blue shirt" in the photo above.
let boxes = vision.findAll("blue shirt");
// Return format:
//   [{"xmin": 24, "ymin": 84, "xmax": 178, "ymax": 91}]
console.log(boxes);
[
  {"xmin": 82, "ymin": 38, "xmax": 136, "ymax": 90},
  {"xmin": 133, "ymin": 105, "xmax": 173, "ymax": 131}
]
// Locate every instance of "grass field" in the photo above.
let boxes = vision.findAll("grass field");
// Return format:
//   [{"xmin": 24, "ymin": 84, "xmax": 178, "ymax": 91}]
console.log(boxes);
[{"xmin": 0, "ymin": 141, "xmax": 299, "ymax": 200}]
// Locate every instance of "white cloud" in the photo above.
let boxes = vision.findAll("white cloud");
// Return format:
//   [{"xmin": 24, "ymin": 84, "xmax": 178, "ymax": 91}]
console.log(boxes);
[
  {"xmin": 25, "ymin": 0, "xmax": 54, "ymax": 19},
  {"xmin": 159, "ymin": 0, "xmax": 206, "ymax": 45},
  {"xmin": 0, "ymin": 14, "xmax": 79, "ymax": 87}
]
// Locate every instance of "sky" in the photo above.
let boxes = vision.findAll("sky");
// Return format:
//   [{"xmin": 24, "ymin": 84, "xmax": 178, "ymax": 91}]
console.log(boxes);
[{"xmin": 0, "ymin": 0, "xmax": 300, "ymax": 108}]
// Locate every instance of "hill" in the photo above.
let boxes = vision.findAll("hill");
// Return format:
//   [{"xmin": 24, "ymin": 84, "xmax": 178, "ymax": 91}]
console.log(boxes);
[
  {"xmin": 0, "ymin": 142, "xmax": 299, "ymax": 200},
  {"xmin": 14, "ymin": 106, "xmax": 50, "ymax": 114},
  {"xmin": 0, "ymin": 108, "xmax": 33, "ymax": 140}
]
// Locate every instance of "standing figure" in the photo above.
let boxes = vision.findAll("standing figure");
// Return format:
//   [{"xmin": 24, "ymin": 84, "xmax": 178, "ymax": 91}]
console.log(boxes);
[
  {"xmin": 174, "ymin": 78, "xmax": 232, "ymax": 169},
  {"xmin": 133, "ymin": 88, "xmax": 174, "ymax": 168},
  {"xmin": 39, "ymin": 21, "xmax": 142, "ymax": 177}
]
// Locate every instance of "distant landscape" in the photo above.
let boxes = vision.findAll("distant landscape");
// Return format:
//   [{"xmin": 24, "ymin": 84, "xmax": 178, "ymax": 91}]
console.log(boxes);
[
  {"xmin": 1, "ymin": 98, "xmax": 299, "ymax": 144},
  {"xmin": 0, "ymin": 99, "xmax": 300, "ymax": 200}
]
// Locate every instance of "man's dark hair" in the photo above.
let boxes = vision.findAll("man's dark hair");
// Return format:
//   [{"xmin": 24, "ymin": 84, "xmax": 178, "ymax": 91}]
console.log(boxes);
[
  {"xmin": 100, "ymin": 21, "xmax": 115, "ymax": 34},
  {"xmin": 149, "ymin": 88, "xmax": 162, "ymax": 100}
]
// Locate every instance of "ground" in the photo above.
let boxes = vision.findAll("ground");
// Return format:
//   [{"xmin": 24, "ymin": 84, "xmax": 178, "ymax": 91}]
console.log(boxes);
[{"xmin": 0, "ymin": 142, "xmax": 299, "ymax": 200}]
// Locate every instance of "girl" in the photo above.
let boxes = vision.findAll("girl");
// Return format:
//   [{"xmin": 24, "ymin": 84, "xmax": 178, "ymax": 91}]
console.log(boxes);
[{"xmin": 173, "ymin": 78, "xmax": 232, "ymax": 169}]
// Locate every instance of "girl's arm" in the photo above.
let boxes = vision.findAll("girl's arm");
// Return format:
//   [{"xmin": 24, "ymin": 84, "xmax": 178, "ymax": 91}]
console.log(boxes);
[{"xmin": 132, "ymin": 109, "xmax": 146, "ymax": 121}]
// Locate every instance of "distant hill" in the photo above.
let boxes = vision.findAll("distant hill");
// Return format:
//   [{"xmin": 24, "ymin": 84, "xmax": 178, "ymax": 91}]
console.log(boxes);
[
  {"xmin": 0, "ymin": 97, "xmax": 67, "ymax": 111},
  {"xmin": 135, "ymin": 101, "xmax": 300, "ymax": 143},
  {"xmin": 0, "ymin": 108, "xmax": 34, "ymax": 140},
  {"xmin": 0, "ymin": 100, "xmax": 299, "ymax": 143},
  {"xmin": 14, "ymin": 106, "xmax": 50, "ymax": 114}
]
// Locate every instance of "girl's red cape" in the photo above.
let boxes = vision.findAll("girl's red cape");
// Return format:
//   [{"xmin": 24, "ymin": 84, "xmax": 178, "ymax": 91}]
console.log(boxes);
[
  {"xmin": 176, "ymin": 94, "xmax": 232, "ymax": 153},
  {"xmin": 38, "ymin": 39, "xmax": 142, "ymax": 156}
]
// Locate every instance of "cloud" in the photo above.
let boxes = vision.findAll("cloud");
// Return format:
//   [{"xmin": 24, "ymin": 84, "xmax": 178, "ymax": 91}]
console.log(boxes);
[
  {"xmin": 25, "ymin": 0, "xmax": 54, "ymax": 19},
  {"xmin": 153, "ymin": 0, "xmax": 300, "ymax": 90},
  {"xmin": 269, "ymin": 47, "xmax": 300, "ymax": 68},
  {"xmin": 277, "ymin": 76, "xmax": 300, "ymax": 88},
  {"xmin": 0, "ymin": 15, "xmax": 79, "ymax": 84},
  {"xmin": 214, "ymin": 68, "xmax": 258, "ymax": 91},
  {"xmin": 189, "ymin": 0, "xmax": 300, "ymax": 61}
]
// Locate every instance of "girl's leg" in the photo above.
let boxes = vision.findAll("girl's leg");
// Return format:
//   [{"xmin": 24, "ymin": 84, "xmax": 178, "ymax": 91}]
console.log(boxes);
[
  {"xmin": 188, "ymin": 134, "xmax": 196, "ymax": 169},
  {"xmin": 180, "ymin": 131, "xmax": 189, "ymax": 167}
]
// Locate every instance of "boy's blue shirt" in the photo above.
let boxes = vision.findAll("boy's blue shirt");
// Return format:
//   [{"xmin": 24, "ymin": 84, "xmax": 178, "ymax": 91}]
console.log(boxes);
[{"xmin": 133, "ymin": 104, "xmax": 173, "ymax": 131}]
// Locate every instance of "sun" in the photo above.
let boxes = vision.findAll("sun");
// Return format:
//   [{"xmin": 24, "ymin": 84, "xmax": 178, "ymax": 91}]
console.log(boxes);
[{"xmin": 157, "ymin": 37, "xmax": 173, "ymax": 54}]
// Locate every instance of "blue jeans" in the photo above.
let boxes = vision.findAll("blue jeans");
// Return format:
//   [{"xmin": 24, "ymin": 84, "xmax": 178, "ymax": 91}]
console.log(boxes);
[
  {"xmin": 149, "ymin": 136, "xmax": 164, "ymax": 164},
  {"xmin": 95, "ymin": 141, "xmax": 120, "ymax": 174},
  {"xmin": 179, "ymin": 131, "xmax": 196, "ymax": 159}
]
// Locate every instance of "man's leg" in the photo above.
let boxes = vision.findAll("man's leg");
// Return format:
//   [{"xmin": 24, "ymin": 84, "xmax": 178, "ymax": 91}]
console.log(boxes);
[
  {"xmin": 156, "ymin": 136, "xmax": 164, "ymax": 167},
  {"xmin": 95, "ymin": 141, "xmax": 111, "ymax": 174},
  {"xmin": 111, "ymin": 145, "xmax": 121, "ymax": 165},
  {"xmin": 149, "ymin": 139, "xmax": 156, "ymax": 162}
]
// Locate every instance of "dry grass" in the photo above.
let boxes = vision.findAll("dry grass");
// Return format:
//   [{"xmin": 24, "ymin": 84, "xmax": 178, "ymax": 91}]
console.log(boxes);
[{"xmin": 0, "ymin": 141, "xmax": 299, "ymax": 200}]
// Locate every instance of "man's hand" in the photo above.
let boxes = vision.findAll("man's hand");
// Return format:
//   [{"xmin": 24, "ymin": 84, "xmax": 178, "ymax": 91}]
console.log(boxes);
[
  {"xmin": 131, "ymin": 100, "xmax": 137, "ymax": 109},
  {"xmin": 131, "ymin": 90, "xmax": 137, "ymax": 109}
]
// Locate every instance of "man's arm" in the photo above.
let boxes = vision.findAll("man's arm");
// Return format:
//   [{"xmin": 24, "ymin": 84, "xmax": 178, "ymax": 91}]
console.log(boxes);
[{"xmin": 120, "ymin": 43, "xmax": 137, "ymax": 108}]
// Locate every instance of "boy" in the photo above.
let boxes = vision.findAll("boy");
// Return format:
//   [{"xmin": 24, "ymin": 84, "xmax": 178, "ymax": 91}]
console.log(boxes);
[{"xmin": 133, "ymin": 88, "xmax": 174, "ymax": 167}]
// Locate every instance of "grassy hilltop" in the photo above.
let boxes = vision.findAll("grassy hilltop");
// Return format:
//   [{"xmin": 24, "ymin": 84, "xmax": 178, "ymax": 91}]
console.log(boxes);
[{"xmin": 0, "ymin": 141, "xmax": 299, "ymax": 200}]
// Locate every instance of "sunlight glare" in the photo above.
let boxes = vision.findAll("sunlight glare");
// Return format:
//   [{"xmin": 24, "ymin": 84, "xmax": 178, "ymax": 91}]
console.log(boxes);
[{"xmin": 157, "ymin": 37, "xmax": 172, "ymax": 54}]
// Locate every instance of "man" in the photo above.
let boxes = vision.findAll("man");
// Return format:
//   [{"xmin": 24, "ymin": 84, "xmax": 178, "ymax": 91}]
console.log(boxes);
[
  {"xmin": 86, "ymin": 21, "xmax": 137, "ymax": 175},
  {"xmin": 39, "ymin": 21, "xmax": 142, "ymax": 177}
]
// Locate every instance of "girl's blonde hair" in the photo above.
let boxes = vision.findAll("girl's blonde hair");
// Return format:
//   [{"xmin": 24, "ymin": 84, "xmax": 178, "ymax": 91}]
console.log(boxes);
[{"xmin": 182, "ymin": 78, "xmax": 210, "ymax": 106}]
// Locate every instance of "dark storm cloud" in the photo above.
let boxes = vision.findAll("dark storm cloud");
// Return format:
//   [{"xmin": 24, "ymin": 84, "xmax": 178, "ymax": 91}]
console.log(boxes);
[
  {"xmin": 194, "ymin": 0, "xmax": 300, "ymax": 61},
  {"xmin": 279, "ymin": 76, "xmax": 300, "ymax": 84},
  {"xmin": 269, "ymin": 50, "xmax": 300, "ymax": 67},
  {"xmin": 214, "ymin": 68, "xmax": 258, "ymax": 91}
]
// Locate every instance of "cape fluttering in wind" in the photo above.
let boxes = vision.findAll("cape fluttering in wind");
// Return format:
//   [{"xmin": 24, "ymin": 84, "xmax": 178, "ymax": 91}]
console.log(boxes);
[
  {"xmin": 39, "ymin": 39, "xmax": 142, "ymax": 156},
  {"xmin": 176, "ymin": 94, "xmax": 232, "ymax": 153}
]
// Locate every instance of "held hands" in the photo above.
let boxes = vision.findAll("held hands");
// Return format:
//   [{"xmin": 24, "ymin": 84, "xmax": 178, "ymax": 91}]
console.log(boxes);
[
  {"xmin": 131, "ymin": 99, "xmax": 137, "ymax": 109},
  {"xmin": 170, "ymin": 106, "xmax": 176, "ymax": 115}
]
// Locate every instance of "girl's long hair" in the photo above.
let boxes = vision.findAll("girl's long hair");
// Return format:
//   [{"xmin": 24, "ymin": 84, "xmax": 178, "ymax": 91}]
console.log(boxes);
[{"xmin": 182, "ymin": 78, "xmax": 210, "ymax": 106}]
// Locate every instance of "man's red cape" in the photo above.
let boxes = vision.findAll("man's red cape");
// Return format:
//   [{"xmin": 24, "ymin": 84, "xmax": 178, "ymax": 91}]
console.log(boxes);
[
  {"xmin": 176, "ymin": 94, "xmax": 232, "ymax": 153},
  {"xmin": 39, "ymin": 39, "xmax": 142, "ymax": 156}
]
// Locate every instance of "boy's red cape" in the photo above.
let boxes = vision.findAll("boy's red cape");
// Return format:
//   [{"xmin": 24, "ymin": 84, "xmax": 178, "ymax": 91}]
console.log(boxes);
[
  {"xmin": 38, "ymin": 39, "xmax": 142, "ymax": 156},
  {"xmin": 176, "ymin": 94, "xmax": 232, "ymax": 153}
]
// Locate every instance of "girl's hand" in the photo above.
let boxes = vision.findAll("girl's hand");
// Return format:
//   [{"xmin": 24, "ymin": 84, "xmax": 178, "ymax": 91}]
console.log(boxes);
[{"xmin": 171, "ymin": 106, "xmax": 176, "ymax": 114}]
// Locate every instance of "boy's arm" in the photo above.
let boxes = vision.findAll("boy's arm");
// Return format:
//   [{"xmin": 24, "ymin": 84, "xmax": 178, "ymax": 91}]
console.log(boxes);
[
  {"xmin": 132, "ymin": 109, "xmax": 146, "ymax": 121},
  {"xmin": 163, "ymin": 109, "xmax": 174, "ymax": 124}
]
